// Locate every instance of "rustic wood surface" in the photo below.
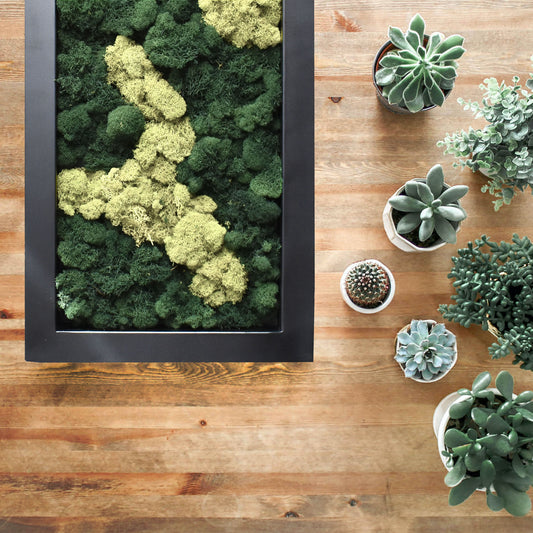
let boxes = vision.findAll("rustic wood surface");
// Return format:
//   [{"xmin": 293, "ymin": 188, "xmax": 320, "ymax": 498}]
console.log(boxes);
[{"xmin": 1, "ymin": 0, "xmax": 533, "ymax": 531}]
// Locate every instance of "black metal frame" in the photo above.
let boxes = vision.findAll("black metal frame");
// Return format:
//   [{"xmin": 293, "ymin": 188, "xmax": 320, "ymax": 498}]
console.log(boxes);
[{"xmin": 25, "ymin": 0, "xmax": 314, "ymax": 362}]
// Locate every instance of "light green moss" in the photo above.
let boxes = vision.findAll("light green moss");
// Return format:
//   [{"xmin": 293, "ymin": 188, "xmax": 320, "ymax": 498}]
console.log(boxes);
[
  {"xmin": 57, "ymin": 36, "xmax": 248, "ymax": 306},
  {"xmin": 198, "ymin": 0, "xmax": 282, "ymax": 49},
  {"xmin": 190, "ymin": 249, "xmax": 249, "ymax": 306}
]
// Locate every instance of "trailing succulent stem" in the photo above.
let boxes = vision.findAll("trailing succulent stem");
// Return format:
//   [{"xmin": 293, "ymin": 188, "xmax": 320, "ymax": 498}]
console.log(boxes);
[
  {"xmin": 375, "ymin": 14, "xmax": 466, "ymax": 112},
  {"xmin": 442, "ymin": 371, "xmax": 533, "ymax": 516},
  {"xmin": 438, "ymin": 62, "xmax": 533, "ymax": 210},
  {"xmin": 388, "ymin": 164, "xmax": 468, "ymax": 245},
  {"xmin": 439, "ymin": 234, "xmax": 533, "ymax": 370},
  {"xmin": 345, "ymin": 261, "xmax": 391, "ymax": 308},
  {"xmin": 395, "ymin": 320, "xmax": 456, "ymax": 380}
]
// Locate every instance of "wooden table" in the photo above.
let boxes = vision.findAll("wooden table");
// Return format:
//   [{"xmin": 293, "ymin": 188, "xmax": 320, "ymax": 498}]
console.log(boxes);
[{"xmin": 2, "ymin": 0, "xmax": 533, "ymax": 530}]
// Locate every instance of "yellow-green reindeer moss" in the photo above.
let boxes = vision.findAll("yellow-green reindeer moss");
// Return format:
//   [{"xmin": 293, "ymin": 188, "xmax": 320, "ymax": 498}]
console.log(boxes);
[
  {"xmin": 198, "ymin": 0, "xmax": 282, "ymax": 49},
  {"xmin": 57, "ymin": 36, "xmax": 247, "ymax": 306}
]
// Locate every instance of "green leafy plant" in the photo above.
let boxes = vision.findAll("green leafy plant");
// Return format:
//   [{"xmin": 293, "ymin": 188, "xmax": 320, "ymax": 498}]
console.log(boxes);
[
  {"xmin": 439, "ymin": 234, "xmax": 533, "ymax": 370},
  {"xmin": 442, "ymin": 371, "xmax": 533, "ymax": 516},
  {"xmin": 395, "ymin": 320, "xmax": 456, "ymax": 380},
  {"xmin": 388, "ymin": 164, "xmax": 468, "ymax": 245},
  {"xmin": 345, "ymin": 261, "xmax": 391, "ymax": 309},
  {"xmin": 438, "ymin": 65, "xmax": 533, "ymax": 210},
  {"xmin": 375, "ymin": 14, "xmax": 466, "ymax": 112}
]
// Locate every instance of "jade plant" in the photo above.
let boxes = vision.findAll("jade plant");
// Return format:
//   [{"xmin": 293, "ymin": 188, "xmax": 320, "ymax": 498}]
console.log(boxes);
[
  {"xmin": 395, "ymin": 320, "xmax": 456, "ymax": 381},
  {"xmin": 345, "ymin": 261, "xmax": 391, "ymax": 309},
  {"xmin": 388, "ymin": 164, "xmax": 469, "ymax": 245},
  {"xmin": 375, "ymin": 14, "xmax": 466, "ymax": 112},
  {"xmin": 438, "ymin": 64, "xmax": 533, "ymax": 210},
  {"xmin": 442, "ymin": 371, "xmax": 533, "ymax": 516},
  {"xmin": 439, "ymin": 234, "xmax": 533, "ymax": 370}
]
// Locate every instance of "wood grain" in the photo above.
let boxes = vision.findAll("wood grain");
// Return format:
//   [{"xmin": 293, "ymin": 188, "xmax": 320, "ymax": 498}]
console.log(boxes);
[{"xmin": 2, "ymin": 0, "xmax": 533, "ymax": 530}]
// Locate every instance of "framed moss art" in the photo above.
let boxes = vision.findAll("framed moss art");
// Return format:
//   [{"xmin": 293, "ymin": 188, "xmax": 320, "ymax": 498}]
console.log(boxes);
[{"xmin": 25, "ymin": 0, "xmax": 314, "ymax": 362}]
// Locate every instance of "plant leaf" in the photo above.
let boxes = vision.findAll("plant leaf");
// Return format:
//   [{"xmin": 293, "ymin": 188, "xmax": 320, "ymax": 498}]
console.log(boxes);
[
  {"xmin": 495, "ymin": 371, "xmax": 514, "ymax": 401},
  {"xmin": 409, "ymin": 14, "xmax": 425, "ymax": 44},
  {"xmin": 388, "ymin": 195, "xmax": 426, "ymax": 212},
  {"xmin": 480, "ymin": 459, "xmax": 496, "ymax": 488},
  {"xmin": 439, "ymin": 185, "xmax": 469, "ymax": 204},
  {"xmin": 438, "ymin": 46, "xmax": 466, "ymax": 62},
  {"xmin": 435, "ymin": 34, "xmax": 465, "ymax": 54},
  {"xmin": 449, "ymin": 398, "xmax": 474, "ymax": 419},
  {"xmin": 486, "ymin": 491, "xmax": 505, "ymax": 512},
  {"xmin": 425, "ymin": 164, "xmax": 444, "ymax": 196},
  {"xmin": 396, "ymin": 212, "xmax": 421, "ymax": 234},
  {"xmin": 435, "ymin": 205, "xmax": 467, "ymax": 222},
  {"xmin": 445, "ymin": 460, "xmax": 466, "ymax": 487},
  {"xmin": 486, "ymin": 413, "xmax": 512, "ymax": 434},
  {"xmin": 449, "ymin": 477, "xmax": 479, "ymax": 506},
  {"xmin": 375, "ymin": 67, "xmax": 396, "ymax": 85},
  {"xmin": 434, "ymin": 215, "xmax": 457, "ymax": 244},
  {"xmin": 472, "ymin": 372, "xmax": 491, "ymax": 394},
  {"xmin": 494, "ymin": 481, "xmax": 532, "ymax": 517},
  {"xmin": 444, "ymin": 428, "xmax": 472, "ymax": 448},
  {"xmin": 416, "ymin": 182, "xmax": 434, "ymax": 204},
  {"xmin": 388, "ymin": 26, "xmax": 414, "ymax": 51},
  {"xmin": 419, "ymin": 218, "xmax": 435, "ymax": 242}
]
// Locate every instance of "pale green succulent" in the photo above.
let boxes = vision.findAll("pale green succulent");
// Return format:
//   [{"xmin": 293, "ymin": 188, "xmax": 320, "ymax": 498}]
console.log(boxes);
[
  {"xmin": 388, "ymin": 164, "xmax": 468, "ymax": 245},
  {"xmin": 375, "ymin": 14, "xmax": 466, "ymax": 113},
  {"xmin": 395, "ymin": 319, "xmax": 456, "ymax": 380}
]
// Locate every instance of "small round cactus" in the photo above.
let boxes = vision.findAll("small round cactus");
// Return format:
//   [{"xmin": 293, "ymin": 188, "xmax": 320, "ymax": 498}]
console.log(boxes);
[{"xmin": 345, "ymin": 260, "xmax": 391, "ymax": 308}]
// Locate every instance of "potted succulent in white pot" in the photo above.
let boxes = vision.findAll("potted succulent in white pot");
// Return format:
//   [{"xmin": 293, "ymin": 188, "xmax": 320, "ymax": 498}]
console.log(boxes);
[
  {"xmin": 395, "ymin": 319, "xmax": 457, "ymax": 382},
  {"xmin": 438, "ymin": 66, "xmax": 533, "ymax": 210},
  {"xmin": 383, "ymin": 164, "xmax": 469, "ymax": 252},
  {"xmin": 373, "ymin": 14, "xmax": 466, "ymax": 114},
  {"xmin": 433, "ymin": 371, "xmax": 533, "ymax": 516},
  {"xmin": 340, "ymin": 259, "xmax": 395, "ymax": 314}
]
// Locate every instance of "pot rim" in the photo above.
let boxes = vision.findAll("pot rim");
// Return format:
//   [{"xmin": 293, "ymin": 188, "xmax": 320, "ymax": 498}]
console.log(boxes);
[{"xmin": 340, "ymin": 259, "xmax": 396, "ymax": 314}]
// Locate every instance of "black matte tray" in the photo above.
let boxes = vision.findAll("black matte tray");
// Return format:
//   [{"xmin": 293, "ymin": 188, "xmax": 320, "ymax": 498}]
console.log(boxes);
[{"xmin": 25, "ymin": 0, "xmax": 314, "ymax": 362}]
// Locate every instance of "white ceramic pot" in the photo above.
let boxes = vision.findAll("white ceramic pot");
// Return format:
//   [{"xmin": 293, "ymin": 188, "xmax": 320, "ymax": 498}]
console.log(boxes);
[
  {"xmin": 340, "ymin": 259, "xmax": 395, "ymax": 314},
  {"xmin": 395, "ymin": 320, "xmax": 457, "ymax": 383},
  {"xmin": 383, "ymin": 181, "xmax": 462, "ymax": 253}
]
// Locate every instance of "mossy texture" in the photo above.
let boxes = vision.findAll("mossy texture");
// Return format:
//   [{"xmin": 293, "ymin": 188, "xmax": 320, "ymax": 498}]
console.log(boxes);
[
  {"xmin": 56, "ymin": 0, "xmax": 282, "ymax": 330},
  {"xmin": 199, "ymin": 0, "xmax": 282, "ymax": 49},
  {"xmin": 57, "ymin": 36, "xmax": 247, "ymax": 307}
]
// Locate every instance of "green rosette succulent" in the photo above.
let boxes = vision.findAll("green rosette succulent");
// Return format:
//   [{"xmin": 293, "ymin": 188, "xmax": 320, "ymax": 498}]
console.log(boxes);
[
  {"xmin": 388, "ymin": 164, "xmax": 468, "ymax": 245},
  {"xmin": 375, "ymin": 14, "xmax": 466, "ymax": 113},
  {"xmin": 442, "ymin": 371, "xmax": 533, "ymax": 516},
  {"xmin": 395, "ymin": 320, "xmax": 456, "ymax": 381}
]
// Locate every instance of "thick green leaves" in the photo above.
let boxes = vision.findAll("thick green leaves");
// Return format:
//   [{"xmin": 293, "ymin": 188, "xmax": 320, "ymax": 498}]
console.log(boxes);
[
  {"xmin": 486, "ymin": 413, "xmax": 512, "ymax": 434},
  {"xmin": 397, "ymin": 212, "xmax": 421, "ymax": 234},
  {"xmin": 409, "ymin": 14, "xmax": 425, "ymax": 44},
  {"xmin": 444, "ymin": 428, "xmax": 472, "ymax": 448},
  {"xmin": 486, "ymin": 491, "xmax": 505, "ymax": 512},
  {"xmin": 405, "ymin": 92, "xmax": 425, "ymax": 113},
  {"xmin": 438, "ymin": 46, "xmax": 466, "ymax": 62},
  {"xmin": 439, "ymin": 185, "xmax": 469, "ymax": 204},
  {"xmin": 494, "ymin": 481, "xmax": 532, "ymax": 517},
  {"xmin": 449, "ymin": 398, "xmax": 474, "ymax": 419},
  {"xmin": 444, "ymin": 460, "xmax": 466, "ymax": 487},
  {"xmin": 402, "ymin": 73, "xmax": 423, "ymax": 104},
  {"xmin": 472, "ymin": 371, "xmax": 491, "ymax": 393},
  {"xmin": 387, "ymin": 72, "xmax": 414, "ymax": 105},
  {"xmin": 449, "ymin": 477, "xmax": 479, "ymax": 506},
  {"xmin": 380, "ymin": 54, "xmax": 410, "ymax": 68},
  {"xmin": 388, "ymin": 195, "xmax": 426, "ymax": 212},
  {"xmin": 425, "ymin": 164, "xmax": 444, "ymax": 196},
  {"xmin": 480, "ymin": 460, "xmax": 496, "ymax": 487},
  {"xmin": 495, "ymin": 371, "xmax": 514, "ymax": 400},
  {"xmin": 388, "ymin": 26, "xmax": 414, "ymax": 51},
  {"xmin": 435, "ymin": 205, "xmax": 466, "ymax": 222},
  {"xmin": 434, "ymin": 215, "xmax": 457, "ymax": 244},
  {"xmin": 375, "ymin": 67, "xmax": 396, "ymax": 86},
  {"xmin": 416, "ymin": 182, "xmax": 434, "ymax": 204},
  {"xmin": 419, "ymin": 218, "xmax": 435, "ymax": 242},
  {"xmin": 436, "ymin": 34, "xmax": 465, "ymax": 54}
]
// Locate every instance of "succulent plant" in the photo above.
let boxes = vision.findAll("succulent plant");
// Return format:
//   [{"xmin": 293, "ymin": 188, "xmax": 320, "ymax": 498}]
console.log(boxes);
[
  {"xmin": 345, "ymin": 260, "xmax": 391, "ymax": 308},
  {"xmin": 440, "ymin": 234, "xmax": 533, "ymax": 370},
  {"xmin": 438, "ymin": 65, "xmax": 533, "ymax": 210},
  {"xmin": 442, "ymin": 371, "xmax": 533, "ymax": 516},
  {"xmin": 375, "ymin": 14, "xmax": 466, "ymax": 113},
  {"xmin": 395, "ymin": 320, "xmax": 456, "ymax": 380},
  {"xmin": 388, "ymin": 164, "xmax": 468, "ymax": 245}
]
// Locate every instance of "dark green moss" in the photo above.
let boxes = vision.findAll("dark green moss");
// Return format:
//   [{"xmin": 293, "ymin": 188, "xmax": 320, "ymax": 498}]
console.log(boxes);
[{"xmin": 56, "ymin": 1, "xmax": 282, "ymax": 331}]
